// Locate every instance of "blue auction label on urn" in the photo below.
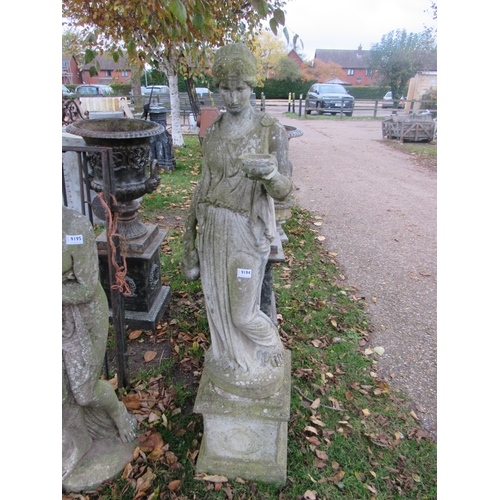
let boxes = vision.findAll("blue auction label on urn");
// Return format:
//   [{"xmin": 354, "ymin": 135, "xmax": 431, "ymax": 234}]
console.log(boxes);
[{"xmin": 66, "ymin": 235, "xmax": 84, "ymax": 245}]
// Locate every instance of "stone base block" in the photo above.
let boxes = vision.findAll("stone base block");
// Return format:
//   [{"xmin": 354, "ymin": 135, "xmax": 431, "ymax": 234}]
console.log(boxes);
[
  {"xmin": 63, "ymin": 437, "xmax": 137, "ymax": 493},
  {"xmin": 110, "ymin": 284, "xmax": 171, "ymax": 330},
  {"xmin": 194, "ymin": 350, "xmax": 291, "ymax": 485}
]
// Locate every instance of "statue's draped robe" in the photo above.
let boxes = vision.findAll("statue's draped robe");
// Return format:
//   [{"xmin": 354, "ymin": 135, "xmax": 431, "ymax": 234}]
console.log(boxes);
[
  {"xmin": 193, "ymin": 113, "xmax": 289, "ymax": 372},
  {"xmin": 62, "ymin": 207, "xmax": 118, "ymax": 478}
]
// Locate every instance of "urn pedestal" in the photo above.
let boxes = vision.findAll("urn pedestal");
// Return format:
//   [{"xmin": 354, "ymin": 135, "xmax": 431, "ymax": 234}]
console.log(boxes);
[
  {"xmin": 66, "ymin": 118, "xmax": 171, "ymax": 330},
  {"xmin": 96, "ymin": 225, "xmax": 171, "ymax": 330}
]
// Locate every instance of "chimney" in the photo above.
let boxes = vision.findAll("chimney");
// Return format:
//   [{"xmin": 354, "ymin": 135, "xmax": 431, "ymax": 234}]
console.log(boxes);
[{"xmin": 357, "ymin": 44, "xmax": 362, "ymax": 56}]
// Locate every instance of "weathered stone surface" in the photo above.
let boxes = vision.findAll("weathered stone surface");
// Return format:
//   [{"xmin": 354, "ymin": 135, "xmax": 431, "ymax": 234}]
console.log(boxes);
[
  {"xmin": 194, "ymin": 351, "xmax": 291, "ymax": 485},
  {"xmin": 62, "ymin": 206, "xmax": 137, "ymax": 489},
  {"xmin": 182, "ymin": 44, "xmax": 293, "ymax": 484},
  {"xmin": 63, "ymin": 438, "xmax": 137, "ymax": 492},
  {"xmin": 182, "ymin": 43, "xmax": 293, "ymax": 397}
]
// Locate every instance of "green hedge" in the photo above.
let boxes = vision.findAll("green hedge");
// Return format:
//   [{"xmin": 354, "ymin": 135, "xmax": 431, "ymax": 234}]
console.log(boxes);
[
  {"xmin": 110, "ymin": 83, "xmax": 132, "ymax": 96},
  {"xmin": 66, "ymin": 79, "xmax": 404, "ymax": 101},
  {"xmin": 347, "ymin": 87, "xmax": 388, "ymax": 99},
  {"xmin": 251, "ymin": 80, "xmax": 409, "ymax": 100},
  {"xmin": 347, "ymin": 86, "xmax": 409, "ymax": 99},
  {"xmin": 254, "ymin": 79, "xmax": 315, "ymax": 99}
]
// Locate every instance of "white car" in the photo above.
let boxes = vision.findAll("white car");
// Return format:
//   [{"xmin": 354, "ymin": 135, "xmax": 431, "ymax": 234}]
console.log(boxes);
[
  {"xmin": 75, "ymin": 84, "xmax": 113, "ymax": 96},
  {"xmin": 62, "ymin": 84, "xmax": 73, "ymax": 97},
  {"xmin": 143, "ymin": 85, "xmax": 169, "ymax": 95},
  {"xmin": 381, "ymin": 91, "xmax": 405, "ymax": 109},
  {"xmin": 196, "ymin": 87, "xmax": 211, "ymax": 103}
]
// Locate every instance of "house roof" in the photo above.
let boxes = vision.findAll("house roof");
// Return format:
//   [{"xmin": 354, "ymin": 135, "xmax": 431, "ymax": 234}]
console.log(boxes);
[
  {"xmin": 287, "ymin": 49, "xmax": 304, "ymax": 65},
  {"xmin": 315, "ymin": 49, "xmax": 370, "ymax": 69},
  {"xmin": 324, "ymin": 77, "xmax": 352, "ymax": 86},
  {"xmin": 82, "ymin": 55, "xmax": 132, "ymax": 71},
  {"xmin": 315, "ymin": 48, "xmax": 437, "ymax": 71}
]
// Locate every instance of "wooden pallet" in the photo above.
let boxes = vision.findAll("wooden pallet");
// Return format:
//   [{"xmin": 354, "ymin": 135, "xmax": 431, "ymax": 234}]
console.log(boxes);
[{"xmin": 382, "ymin": 116, "xmax": 436, "ymax": 142}]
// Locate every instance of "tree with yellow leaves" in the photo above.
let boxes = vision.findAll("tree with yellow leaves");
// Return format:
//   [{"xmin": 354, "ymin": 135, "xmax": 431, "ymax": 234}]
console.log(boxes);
[{"xmin": 63, "ymin": 0, "xmax": 289, "ymax": 145}]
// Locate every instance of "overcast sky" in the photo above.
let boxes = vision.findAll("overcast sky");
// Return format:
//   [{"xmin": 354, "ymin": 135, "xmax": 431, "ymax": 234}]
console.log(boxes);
[{"xmin": 281, "ymin": 0, "xmax": 436, "ymax": 59}]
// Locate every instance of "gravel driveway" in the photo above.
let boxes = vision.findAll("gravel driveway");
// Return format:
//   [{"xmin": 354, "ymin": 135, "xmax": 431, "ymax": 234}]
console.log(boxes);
[{"xmin": 274, "ymin": 115, "xmax": 437, "ymax": 438}]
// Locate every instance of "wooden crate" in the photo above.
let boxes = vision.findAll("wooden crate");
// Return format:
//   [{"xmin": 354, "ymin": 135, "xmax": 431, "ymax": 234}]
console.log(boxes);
[{"xmin": 382, "ymin": 115, "xmax": 436, "ymax": 142}]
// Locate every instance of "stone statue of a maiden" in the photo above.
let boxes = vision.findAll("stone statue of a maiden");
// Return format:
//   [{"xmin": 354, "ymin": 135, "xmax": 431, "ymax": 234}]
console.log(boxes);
[
  {"xmin": 182, "ymin": 44, "xmax": 292, "ymax": 398},
  {"xmin": 62, "ymin": 205, "xmax": 136, "ymax": 487}
]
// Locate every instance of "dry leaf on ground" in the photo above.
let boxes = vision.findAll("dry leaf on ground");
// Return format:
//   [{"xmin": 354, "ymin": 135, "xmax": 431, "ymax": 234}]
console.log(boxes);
[
  {"xmin": 129, "ymin": 329, "xmax": 143, "ymax": 340},
  {"xmin": 144, "ymin": 351, "xmax": 157, "ymax": 362},
  {"xmin": 168, "ymin": 479, "xmax": 181, "ymax": 491},
  {"xmin": 122, "ymin": 393, "xmax": 141, "ymax": 411}
]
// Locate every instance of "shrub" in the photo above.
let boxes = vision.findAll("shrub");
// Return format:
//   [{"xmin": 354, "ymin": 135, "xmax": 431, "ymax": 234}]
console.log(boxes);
[
  {"xmin": 110, "ymin": 83, "xmax": 132, "ymax": 96},
  {"xmin": 255, "ymin": 79, "xmax": 316, "ymax": 99},
  {"xmin": 421, "ymin": 87, "xmax": 437, "ymax": 110}
]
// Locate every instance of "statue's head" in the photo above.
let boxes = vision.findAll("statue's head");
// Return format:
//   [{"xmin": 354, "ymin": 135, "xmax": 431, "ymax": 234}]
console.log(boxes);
[{"xmin": 212, "ymin": 43, "xmax": 258, "ymax": 89}]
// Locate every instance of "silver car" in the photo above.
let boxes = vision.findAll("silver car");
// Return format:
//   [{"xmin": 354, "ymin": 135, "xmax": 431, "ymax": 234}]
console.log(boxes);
[
  {"xmin": 75, "ymin": 84, "xmax": 113, "ymax": 96},
  {"xmin": 381, "ymin": 91, "xmax": 405, "ymax": 109}
]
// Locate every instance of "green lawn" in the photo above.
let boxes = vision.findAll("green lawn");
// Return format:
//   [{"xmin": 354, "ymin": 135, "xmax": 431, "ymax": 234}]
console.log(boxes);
[{"xmin": 79, "ymin": 135, "xmax": 437, "ymax": 500}]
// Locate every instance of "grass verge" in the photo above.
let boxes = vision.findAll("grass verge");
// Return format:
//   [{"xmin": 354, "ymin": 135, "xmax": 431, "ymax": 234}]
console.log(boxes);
[
  {"xmin": 381, "ymin": 140, "xmax": 437, "ymax": 170},
  {"xmin": 75, "ymin": 134, "xmax": 436, "ymax": 500}
]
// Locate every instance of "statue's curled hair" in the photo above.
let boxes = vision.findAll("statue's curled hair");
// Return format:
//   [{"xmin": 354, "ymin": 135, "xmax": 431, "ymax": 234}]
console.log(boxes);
[{"xmin": 212, "ymin": 43, "xmax": 258, "ymax": 88}]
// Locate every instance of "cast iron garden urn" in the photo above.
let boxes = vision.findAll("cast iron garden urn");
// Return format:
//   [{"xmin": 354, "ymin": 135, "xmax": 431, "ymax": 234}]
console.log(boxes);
[
  {"xmin": 66, "ymin": 118, "xmax": 163, "ymax": 240},
  {"xmin": 66, "ymin": 118, "xmax": 171, "ymax": 330}
]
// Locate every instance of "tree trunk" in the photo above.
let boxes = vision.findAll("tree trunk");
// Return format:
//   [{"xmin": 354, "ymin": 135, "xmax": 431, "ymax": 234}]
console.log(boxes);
[
  {"xmin": 130, "ymin": 64, "xmax": 144, "ymax": 112},
  {"xmin": 163, "ymin": 54, "xmax": 184, "ymax": 147}
]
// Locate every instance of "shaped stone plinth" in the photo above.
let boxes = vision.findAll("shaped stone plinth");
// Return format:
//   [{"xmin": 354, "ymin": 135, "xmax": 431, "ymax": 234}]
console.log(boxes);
[
  {"xmin": 193, "ymin": 350, "xmax": 291, "ymax": 485},
  {"xmin": 63, "ymin": 437, "xmax": 137, "ymax": 492}
]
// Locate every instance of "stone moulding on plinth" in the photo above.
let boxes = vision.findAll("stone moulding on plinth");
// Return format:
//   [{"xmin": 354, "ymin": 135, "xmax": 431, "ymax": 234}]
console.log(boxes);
[{"xmin": 193, "ymin": 350, "xmax": 291, "ymax": 485}]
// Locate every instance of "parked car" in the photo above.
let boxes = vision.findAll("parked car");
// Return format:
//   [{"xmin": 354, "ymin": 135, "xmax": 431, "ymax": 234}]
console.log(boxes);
[
  {"xmin": 143, "ymin": 85, "xmax": 169, "ymax": 95},
  {"xmin": 305, "ymin": 83, "xmax": 354, "ymax": 116},
  {"xmin": 195, "ymin": 87, "xmax": 211, "ymax": 104},
  {"xmin": 62, "ymin": 84, "xmax": 74, "ymax": 97},
  {"xmin": 75, "ymin": 84, "xmax": 113, "ymax": 96},
  {"xmin": 381, "ymin": 91, "xmax": 405, "ymax": 109}
]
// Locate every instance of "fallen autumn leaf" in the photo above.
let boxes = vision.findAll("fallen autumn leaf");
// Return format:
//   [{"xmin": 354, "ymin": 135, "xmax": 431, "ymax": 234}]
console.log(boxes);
[{"xmin": 144, "ymin": 351, "xmax": 158, "ymax": 362}]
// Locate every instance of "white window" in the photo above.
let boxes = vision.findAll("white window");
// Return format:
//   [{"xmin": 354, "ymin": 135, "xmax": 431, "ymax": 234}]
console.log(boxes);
[{"xmin": 347, "ymin": 69, "xmax": 354, "ymax": 76}]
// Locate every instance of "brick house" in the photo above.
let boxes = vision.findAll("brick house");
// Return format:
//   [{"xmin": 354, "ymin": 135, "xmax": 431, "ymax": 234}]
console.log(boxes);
[
  {"xmin": 287, "ymin": 49, "xmax": 304, "ymax": 67},
  {"xmin": 81, "ymin": 56, "xmax": 132, "ymax": 84},
  {"xmin": 62, "ymin": 55, "xmax": 83, "ymax": 85},
  {"xmin": 315, "ymin": 45, "xmax": 437, "ymax": 87},
  {"xmin": 314, "ymin": 45, "xmax": 377, "ymax": 86}
]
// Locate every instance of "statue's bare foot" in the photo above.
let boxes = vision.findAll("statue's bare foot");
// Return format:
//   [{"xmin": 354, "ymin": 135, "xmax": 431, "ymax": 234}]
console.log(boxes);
[
  {"xmin": 256, "ymin": 345, "xmax": 284, "ymax": 368},
  {"xmin": 116, "ymin": 403, "xmax": 137, "ymax": 444}
]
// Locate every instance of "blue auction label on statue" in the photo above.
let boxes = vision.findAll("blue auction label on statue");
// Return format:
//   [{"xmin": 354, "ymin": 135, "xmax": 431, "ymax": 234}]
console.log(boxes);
[
  {"xmin": 237, "ymin": 268, "xmax": 252, "ymax": 278},
  {"xmin": 66, "ymin": 235, "xmax": 84, "ymax": 245}
]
